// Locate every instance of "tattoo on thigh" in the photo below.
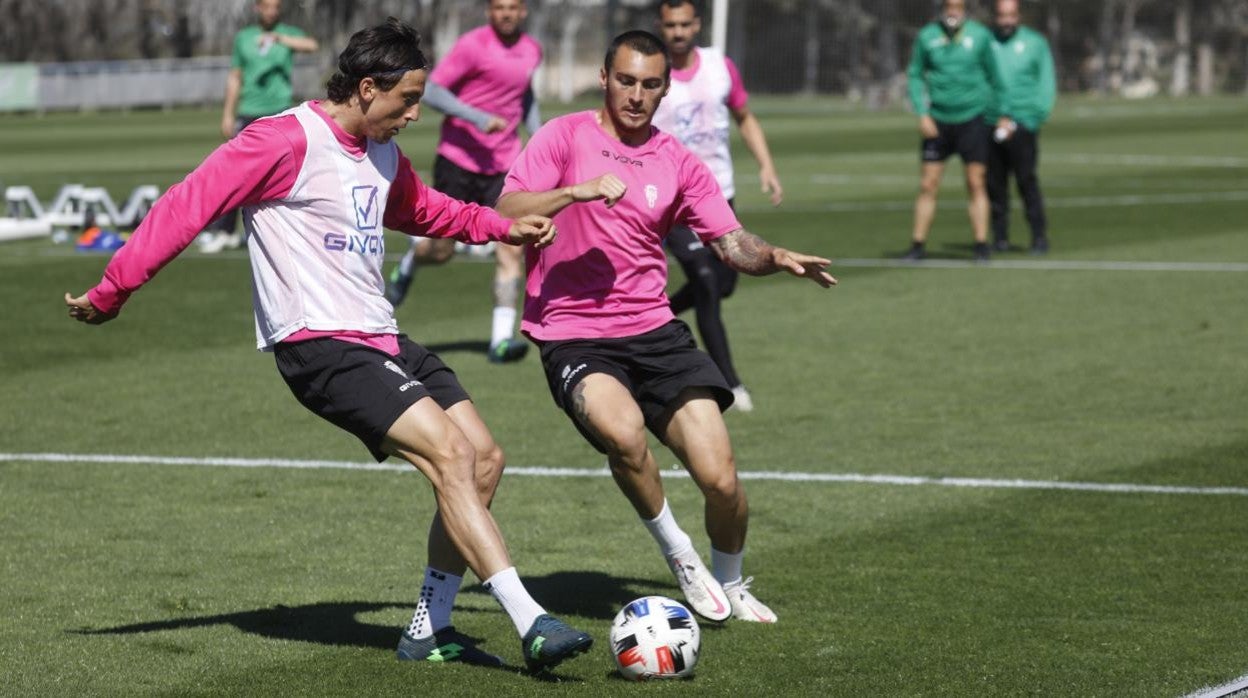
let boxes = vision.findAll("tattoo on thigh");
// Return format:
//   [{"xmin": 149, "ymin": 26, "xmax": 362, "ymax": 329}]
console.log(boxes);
[{"xmin": 571, "ymin": 381, "xmax": 590, "ymax": 427}]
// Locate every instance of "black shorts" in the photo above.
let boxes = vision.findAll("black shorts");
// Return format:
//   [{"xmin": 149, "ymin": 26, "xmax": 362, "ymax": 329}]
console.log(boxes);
[
  {"xmin": 274, "ymin": 335, "xmax": 471, "ymax": 462},
  {"xmin": 537, "ymin": 320, "xmax": 733, "ymax": 453},
  {"xmin": 433, "ymin": 154, "xmax": 506, "ymax": 206},
  {"xmin": 921, "ymin": 117, "xmax": 990, "ymax": 164}
]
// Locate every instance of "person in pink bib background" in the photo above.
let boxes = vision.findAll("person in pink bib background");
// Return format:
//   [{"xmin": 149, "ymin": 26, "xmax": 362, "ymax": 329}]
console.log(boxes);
[
  {"xmin": 651, "ymin": 0, "xmax": 786, "ymax": 413},
  {"xmin": 64, "ymin": 17, "xmax": 593, "ymax": 675},
  {"xmin": 496, "ymin": 29, "xmax": 836, "ymax": 626}
]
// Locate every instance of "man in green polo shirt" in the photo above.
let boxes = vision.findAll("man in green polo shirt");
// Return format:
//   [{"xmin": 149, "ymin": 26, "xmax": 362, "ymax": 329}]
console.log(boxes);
[
  {"xmin": 904, "ymin": 0, "xmax": 1013, "ymax": 262},
  {"xmin": 203, "ymin": 0, "xmax": 319, "ymax": 253},
  {"xmin": 985, "ymin": 0, "xmax": 1056, "ymax": 254}
]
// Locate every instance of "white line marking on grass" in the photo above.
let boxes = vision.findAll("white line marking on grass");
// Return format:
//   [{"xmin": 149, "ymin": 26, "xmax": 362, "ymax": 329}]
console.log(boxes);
[
  {"xmin": 4, "ymin": 452, "xmax": 1248, "ymax": 497},
  {"xmin": 834, "ymin": 258, "xmax": 1248, "ymax": 273},
  {"xmin": 1183, "ymin": 673, "xmax": 1248, "ymax": 698},
  {"xmin": 740, "ymin": 190, "xmax": 1248, "ymax": 214}
]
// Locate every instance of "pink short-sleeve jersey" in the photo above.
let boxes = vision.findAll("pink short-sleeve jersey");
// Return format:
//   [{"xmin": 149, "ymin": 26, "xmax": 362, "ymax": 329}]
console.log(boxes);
[
  {"xmin": 502, "ymin": 111, "xmax": 741, "ymax": 341},
  {"xmin": 431, "ymin": 25, "xmax": 542, "ymax": 176}
]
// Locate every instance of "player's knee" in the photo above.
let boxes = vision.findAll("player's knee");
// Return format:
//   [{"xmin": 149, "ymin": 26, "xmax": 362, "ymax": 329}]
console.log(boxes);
[
  {"xmin": 718, "ymin": 268, "xmax": 738, "ymax": 298},
  {"xmin": 699, "ymin": 466, "xmax": 741, "ymax": 505},
  {"xmin": 420, "ymin": 239, "xmax": 456, "ymax": 264},
  {"xmin": 474, "ymin": 442, "xmax": 506, "ymax": 496},
  {"xmin": 918, "ymin": 177, "xmax": 940, "ymax": 197},
  {"xmin": 422, "ymin": 433, "xmax": 478, "ymax": 491}
]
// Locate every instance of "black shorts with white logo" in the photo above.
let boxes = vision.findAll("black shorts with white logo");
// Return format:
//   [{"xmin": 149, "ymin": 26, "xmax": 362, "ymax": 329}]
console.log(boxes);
[
  {"xmin": 537, "ymin": 320, "xmax": 733, "ymax": 453},
  {"xmin": 274, "ymin": 335, "xmax": 471, "ymax": 462},
  {"xmin": 433, "ymin": 154, "xmax": 506, "ymax": 206},
  {"xmin": 921, "ymin": 116, "xmax": 990, "ymax": 164}
]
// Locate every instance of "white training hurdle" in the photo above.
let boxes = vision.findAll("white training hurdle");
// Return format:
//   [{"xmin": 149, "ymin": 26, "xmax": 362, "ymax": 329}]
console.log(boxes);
[{"xmin": 1, "ymin": 184, "xmax": 160, "ymax": 242}]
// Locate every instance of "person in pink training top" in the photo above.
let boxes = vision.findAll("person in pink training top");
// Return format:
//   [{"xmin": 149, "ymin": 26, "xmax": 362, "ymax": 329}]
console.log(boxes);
[
  {"xmin": 385, "ymin": 0, "xmax": 543, "ymax": 366},
  {"xmin": 63, "ymin": 17, "xmax": 593, "ymax": 675},
  {"xmin": 496, "ymin": 30, "xmax": 836, "ymax": 626}
]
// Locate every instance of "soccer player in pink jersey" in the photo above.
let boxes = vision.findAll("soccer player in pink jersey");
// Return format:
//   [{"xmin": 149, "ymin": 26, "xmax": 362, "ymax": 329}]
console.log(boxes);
[
  {"xmin": 64, "ymin": 18, "xmax": 592, "ymax": 674},
  {"xmin": 385, "ymin": 0, "xmax": 543, "ymax": 365},
  {"xmin": 652, "ymin": 0, "xmax": 785, "ymax": 413},
  {"xmin": 496, "ymin": 31, "xmax": 836, "ymax": 624}
]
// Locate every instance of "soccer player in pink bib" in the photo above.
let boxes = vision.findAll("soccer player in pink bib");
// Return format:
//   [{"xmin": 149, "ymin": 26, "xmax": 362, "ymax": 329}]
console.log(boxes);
[
  {"xmin": 385, "ymin": 0, "xmax": 543, "ymax": 365},
  {"xmin": 496, "ymin": 30, "xmax": 836, "ymax": 624},
  {"xmin": 64, "ymin": 18, "xmax": 592, "ymax": 674},
  {"xmin": 651, "ymin": 0, "xmax": 785, "ymax": 413}
]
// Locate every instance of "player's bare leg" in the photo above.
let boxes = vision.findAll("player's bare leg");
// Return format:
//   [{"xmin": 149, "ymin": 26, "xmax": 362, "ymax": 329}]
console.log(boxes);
[
  {"xmin": 385, "ymin": 398, "xmax": 592, "ymax": 668},
  {"xmin": 489, "ymin": 243, "xmax": 528, "ymax": 363},
  {"xmin": 664, "ymin": 389, "xmax": 776, "ymax": 623},
  {"xmin": 382, "ymin": 399, "xmax": 511, "ymax": 579},
  {"xmin": 965, "ymin": 162, "xmax": 991, "ymax": 261},
  {"xmin": 425, "ymin": 400, "xmax": 506, "ymax": 575},
  {"xmin": 568, "ymin": 374, "xmax": 732, "ymax": 621},
  {"xmin": 907, "ymin": 161, "xmax": 945, "ymax": 259},
  {"xmin": 662, "ymin": 389, "xmax": 745, "ymax": 554}
]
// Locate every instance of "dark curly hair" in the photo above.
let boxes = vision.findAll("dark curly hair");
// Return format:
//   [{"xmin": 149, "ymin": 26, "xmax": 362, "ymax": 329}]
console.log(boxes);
[{"xmin": 326, "ymin": 17, "xmax": 428, "ymax": 103}]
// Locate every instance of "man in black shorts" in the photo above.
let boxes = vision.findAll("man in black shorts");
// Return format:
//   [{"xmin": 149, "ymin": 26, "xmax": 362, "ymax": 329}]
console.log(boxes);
[
  {"xmin": 903, "ymin": 0, "xmax": 1014, "ymax": 262},
  {"xmin": 497, "ymin": 31, "xmax": 836, "ymax": 624},
  {"xmin": 66, "ymin": 18, "xmax": 591, "ymax": 674}
]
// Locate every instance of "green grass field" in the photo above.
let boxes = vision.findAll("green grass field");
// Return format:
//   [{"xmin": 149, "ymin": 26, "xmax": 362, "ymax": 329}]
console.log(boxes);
[{"xmin": 2, "ymin": 95, "xmax": 1247, "ymax": 696}]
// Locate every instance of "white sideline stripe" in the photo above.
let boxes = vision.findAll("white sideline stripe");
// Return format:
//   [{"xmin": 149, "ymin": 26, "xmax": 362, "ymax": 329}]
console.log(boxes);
[
  {"xmin": 834, "ymin": 258, "xmax": 1248, "ymax": 273},
  {"xmin": 4, "ymin": 452, "xmax": 1248, "ymax": 497},
  {"xmin": 1183, "ymin": 673, "xmax": 1248, "ymax": 698},
  {"xmin": 739, "ymin": 190, "xmax": 1248, "ymax": 214}
]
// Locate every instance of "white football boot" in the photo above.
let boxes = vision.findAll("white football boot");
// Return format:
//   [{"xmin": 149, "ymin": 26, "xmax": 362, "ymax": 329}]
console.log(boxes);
[
  {"xmin": 723, "ymin": 577, "xmax": 778, "ymax": 623},
  {"xmin": 665, "ymin": 551, "xmax": 731, "ymax": 622}
]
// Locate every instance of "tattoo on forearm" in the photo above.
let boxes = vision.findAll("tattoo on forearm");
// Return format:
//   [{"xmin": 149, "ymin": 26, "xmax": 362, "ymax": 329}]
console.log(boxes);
[{"xmin": 711, "ymin": 228, "xmax": 778, "ymax": 275}]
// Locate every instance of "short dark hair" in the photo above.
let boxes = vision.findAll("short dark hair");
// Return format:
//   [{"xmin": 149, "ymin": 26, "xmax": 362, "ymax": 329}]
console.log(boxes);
[
  {"xmin": 655, "ymin": 0, "xmax": 702, "ymax": 16},
  {"xmin": 604, "ymin": 30, "xmax": 671, "ymax": 82},
  {"xmin": 326, "ymin": 17, "xmax": 428, "ymax": 103}
]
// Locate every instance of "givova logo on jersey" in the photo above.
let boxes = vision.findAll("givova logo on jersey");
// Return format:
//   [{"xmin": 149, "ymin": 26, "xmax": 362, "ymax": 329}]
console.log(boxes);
[{"xmin": 324, "ymin": 231, "xmax": 384, "ymax": 256}]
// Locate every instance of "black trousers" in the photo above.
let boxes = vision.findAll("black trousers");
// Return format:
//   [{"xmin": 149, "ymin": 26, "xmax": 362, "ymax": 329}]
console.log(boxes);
[{"xmin": 987, "ymin": 126, "xmax": 1047, "ymax": 243}]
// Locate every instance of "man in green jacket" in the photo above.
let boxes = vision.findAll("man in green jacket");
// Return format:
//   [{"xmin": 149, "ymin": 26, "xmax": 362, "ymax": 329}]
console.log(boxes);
[
  {"xmin": 986, "ymin": 0, "xmax": 1056, "ymax": 254},
  {"xmin": 904, "ymin": 0, "xmax": 1013, "ymax": 262},
  {"xmin": 203, "ymin": 0, "xmax": 319, "ymax": 253}
]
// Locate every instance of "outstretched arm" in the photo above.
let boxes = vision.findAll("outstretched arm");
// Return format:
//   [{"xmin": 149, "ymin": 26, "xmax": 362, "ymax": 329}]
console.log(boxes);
[
  {"xmin": 65, "ymin": 119, "xmax": 304, "ymax": 323},
  {"xmin": 709, "ymin": 228, "xmax": 837, "ymax": 287}
]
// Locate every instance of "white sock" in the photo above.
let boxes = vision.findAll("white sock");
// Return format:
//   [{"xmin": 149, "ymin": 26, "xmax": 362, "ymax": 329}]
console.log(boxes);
[
  {"xmin": 406, "ymin": 567, "xmax": 462, "ymax": 638},
  {"xmin": 490, "ymin": 305, "xmax": 517, "ymax": 348},
  {"xmin": 483, "ymin": 566, "xmax": 546, "ymax": 637},
  {"xmin": 711, "ymin": 548, "xmax": 744, "ymax": 587},
  {"xmin": 398, "ymin": 245, "xmax": 418, "ymax": 277},
  {"xmin": 643, "ymin": 499, "xmax": 695, "ymax": 558}
]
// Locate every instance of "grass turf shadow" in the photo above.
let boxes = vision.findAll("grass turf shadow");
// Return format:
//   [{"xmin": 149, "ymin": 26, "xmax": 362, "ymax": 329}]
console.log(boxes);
[{"xmin": 68, "ymin": 570, "xmax": 668, "ymax": 651}]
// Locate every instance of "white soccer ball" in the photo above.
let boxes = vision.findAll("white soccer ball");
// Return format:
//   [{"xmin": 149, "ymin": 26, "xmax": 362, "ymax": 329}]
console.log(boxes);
[{"xmin": 609, "ymin": 596, "xmax": 701, "ymax": 680}]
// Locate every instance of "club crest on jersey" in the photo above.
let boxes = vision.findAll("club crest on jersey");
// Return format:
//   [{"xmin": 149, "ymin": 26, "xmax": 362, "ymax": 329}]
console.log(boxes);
[
  {"xmin": 645, "ymin": 184, "xmax": 658, "ymax": 209},
  {"xmin": 352, "ymin": 185, "xmax": 380, "ymax": 230},
  {"xmin": 383, "ymin": 360, "xmax": 407, "ymax": 378}
]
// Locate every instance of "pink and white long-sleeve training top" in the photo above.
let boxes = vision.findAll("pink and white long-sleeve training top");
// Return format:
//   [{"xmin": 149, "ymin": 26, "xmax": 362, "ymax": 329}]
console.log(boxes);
[
  {"xmin": 87, "ymin": 100, "xmax": 514, "ymax": 352},
  {"xmin": 501, "ymin": 111, "xmax": 741, "ymax": 341}
]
